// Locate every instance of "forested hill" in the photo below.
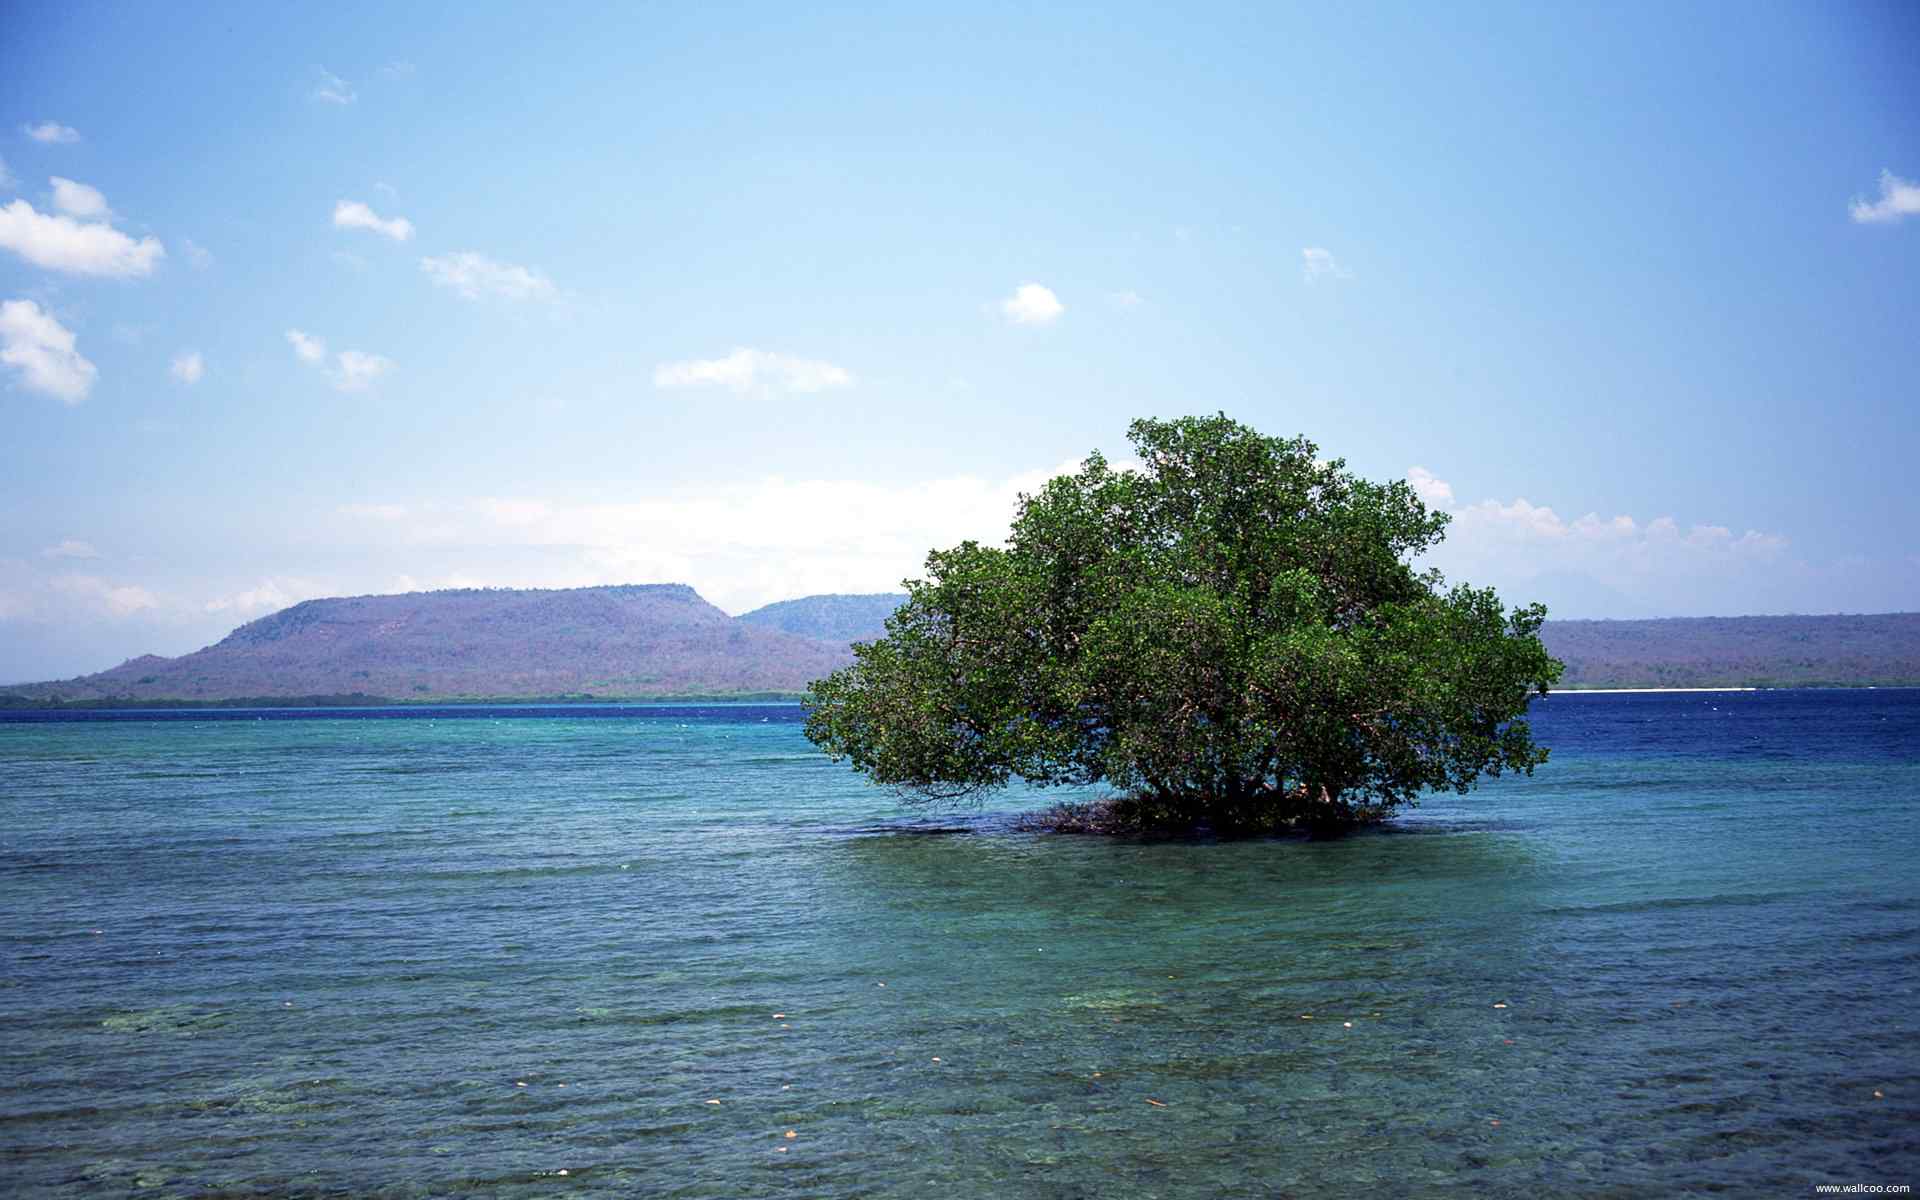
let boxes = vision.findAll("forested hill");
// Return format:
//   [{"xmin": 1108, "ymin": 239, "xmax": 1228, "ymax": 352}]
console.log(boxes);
[
  {"xmin": 734, "ymin": 593, "xmax": 907, "ymax": 643},
  {"xmin": 5, "ymin": 587, "xmax": 1918, "ymax": 704}
]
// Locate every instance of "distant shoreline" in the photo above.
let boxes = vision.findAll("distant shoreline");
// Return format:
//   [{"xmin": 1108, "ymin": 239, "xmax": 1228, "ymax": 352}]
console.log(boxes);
[
  {"xmin": 1551, "ymin": 686, "xmax": 1762, "ymax": 694},
  {"xmin": 10, "ymin": 685, "xmax": 1920, "ymax": 714}
]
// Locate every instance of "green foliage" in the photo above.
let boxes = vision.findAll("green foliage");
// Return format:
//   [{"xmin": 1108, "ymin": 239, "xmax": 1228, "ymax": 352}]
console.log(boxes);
[{"xmin": 804, "ymin": 414, "xmax": 1563, "ymax": 834}]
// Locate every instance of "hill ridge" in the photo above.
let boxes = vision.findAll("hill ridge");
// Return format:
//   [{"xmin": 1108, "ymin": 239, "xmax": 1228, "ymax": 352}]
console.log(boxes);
[{"xmin": 7, "ymin": 586, "xmax": 1920, "ymax": 703}]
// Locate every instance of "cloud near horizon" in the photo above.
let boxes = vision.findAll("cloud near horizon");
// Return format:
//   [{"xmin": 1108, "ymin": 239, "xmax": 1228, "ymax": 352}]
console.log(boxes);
[
  {"xmin": 41, "ymin": 539, "xmax": 100, "ymax": 560},
  {"xmin": 2, "ymin": 455, "xmax": 1911, "ymax": 684},
  {"xmin": 286, "ymin": 455, "xmax": 1900, "ymax": 628},
  {"xmin": 1405, "ymin": 467, "xmax": 1798, "ymax": 616}
]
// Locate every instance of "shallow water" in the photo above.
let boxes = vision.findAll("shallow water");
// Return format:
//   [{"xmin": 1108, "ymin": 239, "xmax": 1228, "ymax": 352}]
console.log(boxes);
[{"xmin": 1, "ymin": 692, "xmax": 1916, "ymax": 1196}]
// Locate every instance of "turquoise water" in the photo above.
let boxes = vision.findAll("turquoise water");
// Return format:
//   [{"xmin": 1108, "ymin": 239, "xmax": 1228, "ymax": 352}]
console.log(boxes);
[{"xmin": 1, "ymin": 692, "xmax": 1916, "ymax": 1196}]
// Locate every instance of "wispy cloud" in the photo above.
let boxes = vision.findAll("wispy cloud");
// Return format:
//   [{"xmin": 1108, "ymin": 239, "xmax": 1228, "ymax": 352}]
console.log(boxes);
[
  {"xmin": 378, "ymin": 61, "xmax": 416, "ymax": 80},
  {"xmin": 338, "ymin": 503, "xmax": 408, "ymax": 520},
  {"xmin": 332, "ymin": 199, "xmax": 413, "ymax": 241},
  {"xmin": 49, "ymin": 573, "xmax": 156, "ymax": 617},
  {"xmin": 1849, "ymin": 169, "xmax": 1920, "ymax": 225},
  {"xmin": 1, "ymin": 298, "xmax": 97, "ymax": 404},
  {"xmin": 322, "ymin": 456, "xmax": 1117, "ymax": 615},
  {"xmin": 285, "ymin": 329, "xmax": 326, "ymax": 364},
  {"xmin": 420, "ymin": 251, "xmax": 557, "ymax": 302},
  {"xmin": 311, "ymin": 67, "xmax": 355, "ymax": 105},
  {"xmin": 1301, "ymin": 247, "xmax": 1351, "ymax": 284},
  {"xmin": 999, "ymin": 282, "xmax": 1064, "ymax": 325},
  {"xmin": 23, "ymin": 121, "xmax": 80, "ymax": 145},
  {"xmin": 41, "ymin": 539, "xmax": 99, "ymax": 560},
  {"xmin": 204, "ymin": 578, "xmax": 318, "ymax": 617},
  {"xmin": 1107, "ymin": 290, "xmax": 1144, "ymax": 309},
  {"xmin": 332, "ymin": 349, "xmax": 394, "ymax": 392},
  {"xmin": 0, "ymin": 155, "xmax": 16, "ymax": 191},
  {"xmin": 653, "ymin": 347, "xmax": 853, "ymax": 395},
  {"xmin": 169, "ymin": 350, "xmax": 204, "ymax": 384},
  {"xmin": 180, "ymin": 239, "xmax": 212, "ymax": 269},
  {"xmin": 285, "ymin": 328, "xmax": 392, "ymax": 391},
  {"xmin": 0, "ymin": 199, "xmax": 165, "ymax": 277}
]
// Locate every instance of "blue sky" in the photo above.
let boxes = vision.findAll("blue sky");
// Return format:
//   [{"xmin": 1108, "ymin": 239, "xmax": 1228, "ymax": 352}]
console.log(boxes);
[{"xmin": 2, "ymin": 1, "xmax": 1916, "ymax": 681}]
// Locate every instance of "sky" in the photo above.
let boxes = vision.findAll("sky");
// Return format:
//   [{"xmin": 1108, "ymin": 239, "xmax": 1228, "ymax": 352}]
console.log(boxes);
[{"xmin": 1, "ymin": 1, "xmax": 1917, "ymax": 682}]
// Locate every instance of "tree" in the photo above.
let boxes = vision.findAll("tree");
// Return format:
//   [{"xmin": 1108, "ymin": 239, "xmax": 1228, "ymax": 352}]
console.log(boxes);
[{"xmin": 803, "ymin": 414, "xmax": 1563, "ymax": 835}]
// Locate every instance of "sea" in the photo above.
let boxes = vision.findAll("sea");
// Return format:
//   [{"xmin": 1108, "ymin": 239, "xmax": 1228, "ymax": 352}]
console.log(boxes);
[{"xmin": 1, "ymin": 690, "xmax": 1916, "ymax": 1197}]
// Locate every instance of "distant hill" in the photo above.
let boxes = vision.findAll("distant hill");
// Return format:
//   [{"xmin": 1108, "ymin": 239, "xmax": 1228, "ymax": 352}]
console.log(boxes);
[
  {"xmin": 5, "ymin": 585, "xmax": 1917, "ymax": 706},
  {"xmin": 703, "ymin": 595, "xmax": 1920, "ymax": 690},
  {"xmin": 1543, "ymin": 613, "xmax": 1920, "ymax": 689},
  {"xmin": 3, "ymin": 585, "xmax": 854, "ymax": 704},
  {"xmin": 735, "ymin": 593, "xmax": 905, "ymax": 644}
]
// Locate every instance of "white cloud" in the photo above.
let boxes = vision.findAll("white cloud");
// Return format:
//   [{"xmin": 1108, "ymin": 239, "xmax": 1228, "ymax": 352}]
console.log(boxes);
[
  {"xmin": 1421, "ymin": 482, "xmax": 1788, "ymax": 610},
  {"xmin": 286, "ymin": 329, "xmax": 391, "ymax": 391},
  {"xmin": 653, "ymin": 347, "xmax": 854, "ymax": 395},
  {"xmin": 999, "ymin": 282, "xmax": 1064, "ymax": 325},
  {"xmin": 285, "ymin": 329, "xmax": 326, "ymax": 364},
  {"xmin": 204, "ymin": 578, "xmax": 313, "ymax": 617},
  {"xmin": 1406, "ymin": 466, "xmax": 1455, "ymax": 508},
  {"xmin": 180, "ymin": 239, "xmax": 212, "ymax": 269},
  {"xmin": 169, "ymin": 350, "xmax": 204, "ymax": 384},
  {"xmin": 41, "ymin": 539, "xmax": 99, "ymax": 560},
  {"xmin": 49, "ymin": 177, "xmax": 109, "ymax": 219},
  {"xmin": 1850, "ymin": 170, "xmax": 1920, "ymax": 225},
  {"xmin": 50, "ymin": 573, "xmax": 156, "ymax": 617},
  {"xmin": 420, "ymin": 251, "xmax": 557, "ymax": 302},
  {"xmin": 0, "ymin": 199, "xmax": 165, "ymax": 277},
  {"xmin": 312, "ymin": 68, "xmax": 355, "ymax": 105},
  {"xmin": 24, "ymin": 121, "xmax": 80, "ymax": 144},
  {"xmin": 0, "ymin": 298, "xmax": 97, "ymax": 403},
  {"xmin": 331, "ymin": 349, "xmax": 393, "ymax": 392},
  {"xmin": 332, "ymin": 455, "xmax": 1128, "ymax": 615},
  {"xmin": 332, "ymin": 199, "xmax": 413, "ymax": 241},
  {"xmin": 1301, "ymin": 247, "xmax": 1351, "ymax": 283}
]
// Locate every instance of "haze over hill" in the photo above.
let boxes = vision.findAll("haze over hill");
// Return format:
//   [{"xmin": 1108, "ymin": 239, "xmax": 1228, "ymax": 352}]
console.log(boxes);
[{"xmin": 5, "ymin": 586, "xmax": 1919, "ymax": 704}]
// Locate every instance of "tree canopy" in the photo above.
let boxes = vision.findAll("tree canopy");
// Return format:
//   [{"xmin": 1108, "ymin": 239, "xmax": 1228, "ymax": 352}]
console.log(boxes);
[{"xmin": 803, "ymin": 414, "xmax": 1563, "ymax": 834}]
